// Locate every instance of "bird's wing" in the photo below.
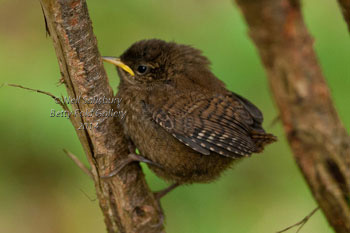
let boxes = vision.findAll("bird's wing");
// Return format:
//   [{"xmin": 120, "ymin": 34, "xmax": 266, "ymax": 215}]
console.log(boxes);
[
  {"xmin": 144, "ymin": 92, "xmax": 259, "ymax": 158},
  {"xmin": 230, "ymin": 92, "xmax": 263, "ymax": 124}
]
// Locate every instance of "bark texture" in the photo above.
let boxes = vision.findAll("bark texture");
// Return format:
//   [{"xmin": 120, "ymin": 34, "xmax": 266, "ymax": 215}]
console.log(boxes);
[
  {"xmin": 337, "ymin": 0, "xmax": 350, "ymax": 32},
  {"xmin": 234, "ymin": 0, "xmax": 350, "ymax": 232},
  {"xmin": 40, "ymin": 0, "xmax": 164, "ymax": 232}
]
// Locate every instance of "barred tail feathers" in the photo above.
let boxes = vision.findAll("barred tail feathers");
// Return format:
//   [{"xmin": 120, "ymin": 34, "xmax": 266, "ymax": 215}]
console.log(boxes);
[{"xmin": 251, "ymin": 132, "xmax": 277, "ymax": 153}]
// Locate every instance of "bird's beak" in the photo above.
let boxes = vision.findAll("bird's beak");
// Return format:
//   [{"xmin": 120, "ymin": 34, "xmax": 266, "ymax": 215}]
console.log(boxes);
[{"xmin": 102, "ymin": 56, "xmax": 135, "ymax": 76}]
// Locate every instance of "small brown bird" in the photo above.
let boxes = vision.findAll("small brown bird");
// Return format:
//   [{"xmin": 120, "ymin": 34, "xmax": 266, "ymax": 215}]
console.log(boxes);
[{"xmin": 103, "ymin": 39, "xmax": 276, "ymax": 197}]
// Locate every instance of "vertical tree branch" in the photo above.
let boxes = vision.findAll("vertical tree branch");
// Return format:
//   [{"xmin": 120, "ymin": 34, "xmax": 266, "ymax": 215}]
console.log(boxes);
[
  {"xmin": 39, "ymin": 0, "xmax": 164, "ymax": 232},
  {"xmin": 337, "ymin": 0, "xmax": 350, "ymax": 32},
  {"xmin": 234, "ymin": 0, "xmax": 350, "ymax": 232}
]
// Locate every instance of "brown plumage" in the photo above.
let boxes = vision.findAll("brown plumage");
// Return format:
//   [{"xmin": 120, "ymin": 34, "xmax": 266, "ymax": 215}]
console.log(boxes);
[{"xmin": 105, "ymin": 39, "xmax": 276, "ymax": 184}]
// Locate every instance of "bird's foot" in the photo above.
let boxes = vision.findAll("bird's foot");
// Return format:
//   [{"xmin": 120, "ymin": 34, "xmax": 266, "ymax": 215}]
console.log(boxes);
[
  {"xmin": 154, "ymin": 183, "xmax": 180, "ymax": 200},
  {"xmin": 101, "ymin": 153, "xmax": 162, "ymax": 178},
  {"xmin": 150, "ymin": 182, "xmax": 180, "ymax": 228}
]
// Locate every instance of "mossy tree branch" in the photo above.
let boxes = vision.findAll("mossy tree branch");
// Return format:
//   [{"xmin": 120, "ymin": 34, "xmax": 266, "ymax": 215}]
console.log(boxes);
[
  {"xmin": 234, "ymin": 0, "xmax": 350, "ymax": 232},
  {"xmin": 39, "ymin": 0, "xmax": 165, "ymax": 232}
]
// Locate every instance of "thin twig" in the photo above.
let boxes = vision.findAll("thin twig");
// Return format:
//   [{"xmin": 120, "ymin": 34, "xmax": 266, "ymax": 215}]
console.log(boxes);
[
  {"xmin": 57, "ymin": 76, "xmax": 65, "ymax": 86},
  {"xmin": 269, "ymin": 115, "xmax": 281, "ymax": 128},
  {"xmin": 4, "ymin": 83, "xmax": 93, "ymax": 179},
  {"xmin": 79, "ymin": 188, "xmax": 97, "ymax": 202},
  {"xmin": 63, "ymin": 149, "xmax": 93, "ymax": 179},
  {"xmin": 276, "ymin": 207, "xmax": 320, "ymax": 233},
  {"xmin": 4, "ymin": 83, "xmax": 69, "ymax": 111}
]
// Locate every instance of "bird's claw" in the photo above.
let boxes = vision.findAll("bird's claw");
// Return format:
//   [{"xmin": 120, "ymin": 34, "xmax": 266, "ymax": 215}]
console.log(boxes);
[{"xmin": 101, "ymin": 153, "xmax": 162, "ymax": 179}]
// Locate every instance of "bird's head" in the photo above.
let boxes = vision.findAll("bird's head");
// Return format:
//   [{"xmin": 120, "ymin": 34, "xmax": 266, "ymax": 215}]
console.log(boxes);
[{"xmin": 103, "ymin": 39, "xmax": 225, "ymax": 91}]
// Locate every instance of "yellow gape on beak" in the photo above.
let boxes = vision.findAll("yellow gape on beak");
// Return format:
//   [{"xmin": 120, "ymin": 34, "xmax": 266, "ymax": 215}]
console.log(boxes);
[{"xmin": 102, "ymin": 56, "xmax": 135, "ymax": 76}]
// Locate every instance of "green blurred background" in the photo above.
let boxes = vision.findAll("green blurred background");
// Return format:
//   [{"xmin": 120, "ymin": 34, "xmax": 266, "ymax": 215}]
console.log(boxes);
[{"xmin": 0, "ymin": 0, "xmax": 349, "ymax": 233}]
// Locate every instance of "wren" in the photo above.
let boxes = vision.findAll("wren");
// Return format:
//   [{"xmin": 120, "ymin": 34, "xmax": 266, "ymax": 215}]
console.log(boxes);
[{"xmin": 103, "ymin": 39, "xmax": 276, "ymax": 196}]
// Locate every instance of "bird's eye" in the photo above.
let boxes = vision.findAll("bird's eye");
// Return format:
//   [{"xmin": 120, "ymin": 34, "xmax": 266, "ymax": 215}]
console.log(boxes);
[{"xmin": 136, "ymin": 65, "xmax": 148, "ymax": 74}]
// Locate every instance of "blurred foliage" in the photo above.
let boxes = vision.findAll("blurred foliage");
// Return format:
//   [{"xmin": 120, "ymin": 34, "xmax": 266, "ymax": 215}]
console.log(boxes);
[{"xmin": 0, "ymin": 0, "xmax": 349, "ymax": 233}]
